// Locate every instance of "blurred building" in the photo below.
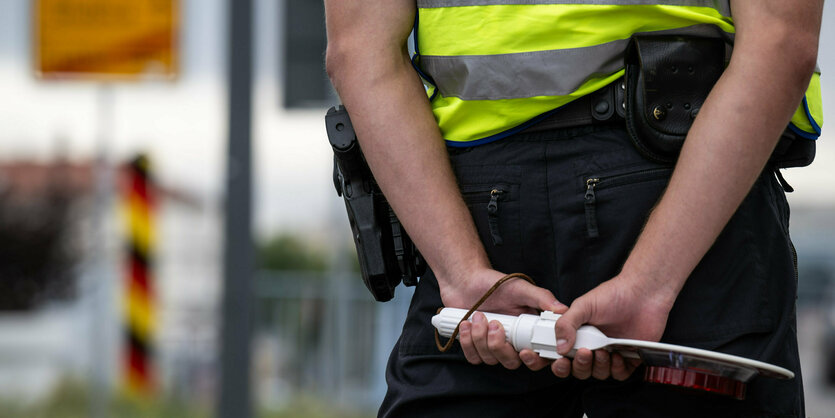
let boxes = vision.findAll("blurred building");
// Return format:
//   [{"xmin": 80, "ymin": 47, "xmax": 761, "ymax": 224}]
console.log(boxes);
[{"xmin": 0, "ymin": 159, "xmax": 221, "ymax": 402}]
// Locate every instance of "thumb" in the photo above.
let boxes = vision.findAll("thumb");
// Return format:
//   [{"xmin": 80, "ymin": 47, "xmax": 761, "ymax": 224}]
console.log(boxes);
[
  {"xmin": 511, "ymin": 282, "xmax": 566, "ymax": 313},
  {"xmin": 554, "ymin": 298, "xmax": 592, "ymax": 356}
]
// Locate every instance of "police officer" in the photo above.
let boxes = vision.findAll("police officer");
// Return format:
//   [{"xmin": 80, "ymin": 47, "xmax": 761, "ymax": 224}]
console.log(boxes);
[{"xmin": 325, "ymin": 1, "xmax": 824, "ymax": 417}]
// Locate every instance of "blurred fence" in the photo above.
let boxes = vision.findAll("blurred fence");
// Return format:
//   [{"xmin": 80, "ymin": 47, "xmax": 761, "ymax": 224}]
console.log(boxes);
[{"xmin": 253, "ymin": 270, "xmax": 414, "ymax": 410}]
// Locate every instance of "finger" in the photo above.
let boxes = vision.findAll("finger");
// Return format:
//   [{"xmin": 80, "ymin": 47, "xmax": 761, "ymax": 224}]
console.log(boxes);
[
  {"xmin": 627, "ymin": 358, "xmax": 642, "ymax": 375},
  {"xmin": 591, "ymin": 349, "xmax": 611, "ymax": 380},
  {"xmin": 551, "ymin": 357, "xmax": 572, "ymax": 378},
  {"xmin": 471, "ymin": 313, "xmax": 498, "ymax": 365},
  {"xmin": 549, "ymin": 299, "xmax": 569, "ymax": 314},
  {"xmin": 571, "ymin": 348, "xmax": 593, "ymax": 380},
  {"xmin": 554, "ymin": 298, "xmax": 592, "ymax": 356},
  {"xmin": 458, "ymin": 321, "xmax": 482, "ymax": 365},
  {"xmin": 487, "ymin": 321, "xmax": 521, "ymax": 369},
  {"xmin": 519, "ymin": 349, "xmax": 550, "ymax": 371},
  {"xmin": 611, "ymin": 352, "xmax": 636, "ymax": 381},
  {"xmin": 509, "ymin": 283, "xmax": 566, "ymax": 313}
]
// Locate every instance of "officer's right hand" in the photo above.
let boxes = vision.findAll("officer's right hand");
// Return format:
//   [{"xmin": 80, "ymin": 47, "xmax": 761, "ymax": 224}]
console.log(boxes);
[{"xmin": 440, "ymin": 268, "xmax": 565, "ymax": 371}]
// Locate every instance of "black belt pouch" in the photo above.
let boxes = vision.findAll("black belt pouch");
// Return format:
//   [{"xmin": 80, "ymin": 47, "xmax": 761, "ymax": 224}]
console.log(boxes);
[
  {"xmin": 771, "ymin": 129, "xmax": 816, "ymax": 169},
  {"xmin": 624, "ymin": 34, "xmax": 817, "ymax": 167},
  {"xmin": 624, "ymin": 35, "xmax": 725, "ymax": 163}
]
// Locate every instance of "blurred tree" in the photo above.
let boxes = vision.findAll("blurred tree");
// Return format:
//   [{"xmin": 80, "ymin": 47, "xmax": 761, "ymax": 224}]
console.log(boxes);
[
  {"xmin": 257, "ymin": 234, "xmax": 329, "ymax": 273},
  {"xmin": 0, "ymin": 184, "xmax": 78, "ymax": 310}
]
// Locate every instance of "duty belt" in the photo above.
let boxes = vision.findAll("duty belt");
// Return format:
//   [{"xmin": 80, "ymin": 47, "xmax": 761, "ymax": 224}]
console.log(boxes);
[{"xmin": 523, "ymin": 79, "xmax": 625, "ymax": 133}]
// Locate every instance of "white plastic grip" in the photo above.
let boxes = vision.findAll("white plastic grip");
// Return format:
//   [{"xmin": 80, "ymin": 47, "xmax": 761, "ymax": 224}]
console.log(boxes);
[
  {"xmin": 432, "ymin": 308, "xmax": 612, "ymax": 360},
  {"xmin": 431, "ymin": 308, "xmax": 518, "ymax": 343}
]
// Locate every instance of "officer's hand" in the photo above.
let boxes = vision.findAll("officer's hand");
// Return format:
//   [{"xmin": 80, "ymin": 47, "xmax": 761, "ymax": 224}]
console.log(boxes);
[
  {"xmin": 442, "ymin": 268, "xmax": 566, "ymax": 371},
  {"xmin": 551, "ymin": 273, "xmax": 675, "ymax": 381}
]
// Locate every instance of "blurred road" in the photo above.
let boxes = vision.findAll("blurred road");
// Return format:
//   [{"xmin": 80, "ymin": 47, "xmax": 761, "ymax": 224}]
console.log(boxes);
[{"xmin": 798, "ymin": 308, "xmax": 835, "ymax": 418}]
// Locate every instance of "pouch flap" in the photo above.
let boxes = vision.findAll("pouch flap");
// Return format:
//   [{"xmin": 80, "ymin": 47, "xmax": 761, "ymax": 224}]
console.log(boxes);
[{"xmin": 625, "ymin": 35, "xmax": 726, "ymax": 162}]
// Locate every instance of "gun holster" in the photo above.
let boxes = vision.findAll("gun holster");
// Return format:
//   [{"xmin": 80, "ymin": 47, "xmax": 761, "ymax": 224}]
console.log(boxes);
[{"xmin": 325, "ymin": 106, "xmax": 425, "ymax": 302}]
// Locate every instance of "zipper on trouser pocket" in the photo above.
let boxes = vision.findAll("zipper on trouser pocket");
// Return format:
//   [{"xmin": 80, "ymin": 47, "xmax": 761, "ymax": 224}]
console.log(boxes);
[
  {"xmin": 487, "ymin": 188, "xmax": 505, "ymax": 246},
  {"xmin": 583, "ymin": 168, "xmax": 672, "ymax": 238},
  {"xmin": 584, "ymin": 178, "xmax": 600, "ymax": 238}
]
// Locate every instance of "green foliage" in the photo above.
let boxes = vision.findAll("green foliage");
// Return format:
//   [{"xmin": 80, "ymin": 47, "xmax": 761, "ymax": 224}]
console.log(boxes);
[
  {"xmin": 0, "ymin": 379, "xmax": 373, "ymax": 418},
  {"xmin": 0, "ymin": 379, "xmax": 209, "ymax": 418},
  {"xmin": 259, "ymin": 396, "xmax": 372, "ymax": 418},
  {"xmin": 257, "ymin": 234, "xmax": 329, "ymax": 273}
]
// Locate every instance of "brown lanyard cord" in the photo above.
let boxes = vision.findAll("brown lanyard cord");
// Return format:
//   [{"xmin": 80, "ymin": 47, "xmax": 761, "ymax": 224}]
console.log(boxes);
[{"xmin": 434, "ymin": 272, "xmax": 536, "ymax": 352}]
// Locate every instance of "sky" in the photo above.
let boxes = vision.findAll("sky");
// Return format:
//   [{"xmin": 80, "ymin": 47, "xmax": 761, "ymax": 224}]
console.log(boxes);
[{"xmin": 0, "ymin": 0, "xmax": 833, "ymax": 238}]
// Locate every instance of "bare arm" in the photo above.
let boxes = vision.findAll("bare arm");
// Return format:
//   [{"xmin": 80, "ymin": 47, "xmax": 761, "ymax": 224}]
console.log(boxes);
[
  {"xmin": 324, "ymin": 0, "xmax": 560, "ymax": 370},
  {"xmin": 325, "ymin": 1, "xmax": 485, "ymax": 294},
  {"xmin": 552, "ymin": 0, "xmax": 823, "ymax": 380}
]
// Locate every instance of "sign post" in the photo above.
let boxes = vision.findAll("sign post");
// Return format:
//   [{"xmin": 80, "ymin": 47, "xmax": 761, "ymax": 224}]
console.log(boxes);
[
  {"xmin": 217, "ymin": 0, "xmax": 255, "ymax": 416},
  {"xmin": 33, "ymin": 2, "xmax": 179, "ymax": 416}
]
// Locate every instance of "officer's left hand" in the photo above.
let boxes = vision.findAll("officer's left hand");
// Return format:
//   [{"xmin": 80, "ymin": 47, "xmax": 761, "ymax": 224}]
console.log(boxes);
[{"xmin": 550, "ymin": 272, "xmax": 676, "ymax": 380}]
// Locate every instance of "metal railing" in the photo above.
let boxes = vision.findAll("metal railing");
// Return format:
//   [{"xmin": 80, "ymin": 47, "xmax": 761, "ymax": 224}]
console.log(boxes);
[{"xmin": 254, "ymin": 270, "xmax": 414, "ymax": 409}]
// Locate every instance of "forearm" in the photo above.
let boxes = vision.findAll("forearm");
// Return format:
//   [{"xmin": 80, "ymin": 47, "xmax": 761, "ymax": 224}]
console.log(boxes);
[
  {"xmin": 325, "ymin": 3, "xmax": 490, "ymax": 293},
  {"xmin": 621, "ymin": 0, "xmax": 822, "ymax": 308}
]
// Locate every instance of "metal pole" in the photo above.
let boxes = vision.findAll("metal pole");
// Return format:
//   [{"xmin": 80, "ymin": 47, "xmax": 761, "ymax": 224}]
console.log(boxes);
[
  {"xmin": 217, "ymin": 0, "xmax": 254, "ymax": 416},
  {"xmin": 89, "ymin": 84, "xmax": 114, "ymax": 418}
]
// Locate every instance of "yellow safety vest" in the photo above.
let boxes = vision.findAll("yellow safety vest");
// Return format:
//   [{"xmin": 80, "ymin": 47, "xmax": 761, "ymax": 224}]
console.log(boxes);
[{"xmin": 413, "ymin": 0, "xmax": 824, "ymax": 146}]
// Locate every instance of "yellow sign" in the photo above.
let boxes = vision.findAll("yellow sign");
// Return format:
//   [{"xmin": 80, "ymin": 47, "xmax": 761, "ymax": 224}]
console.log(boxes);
[{"xmin": 34, "ymin": 0, "xmax": 179, "ymax": 80}]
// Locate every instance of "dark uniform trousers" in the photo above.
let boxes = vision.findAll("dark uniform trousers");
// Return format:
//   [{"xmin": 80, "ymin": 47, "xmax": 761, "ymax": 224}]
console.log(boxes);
[{"xmin": 378, "ymin": 124, "xmax": 804, "ymax": 418}]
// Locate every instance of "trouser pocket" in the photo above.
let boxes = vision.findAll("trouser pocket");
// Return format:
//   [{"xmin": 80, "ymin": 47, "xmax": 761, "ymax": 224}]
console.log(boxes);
[
  {"xmin": 455, "ymin": 165, "xmax": 523, "ymax": 273},
  {"xmin": 579, "ymin": 164, "xmax": 672, "ymax": 299},
  {"xmin": 582, "ymin": 166, "xmax": 673, "ymax": 239},
  {"xmin": 582, "ymin": 162, "xmax": 789, "ymax": 348}
]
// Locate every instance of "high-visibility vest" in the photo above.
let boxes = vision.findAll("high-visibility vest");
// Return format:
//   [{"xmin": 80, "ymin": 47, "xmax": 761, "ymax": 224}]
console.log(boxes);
[{"xmin": 413, "ymin": 1, "xmax": 824, "ymax": 146}]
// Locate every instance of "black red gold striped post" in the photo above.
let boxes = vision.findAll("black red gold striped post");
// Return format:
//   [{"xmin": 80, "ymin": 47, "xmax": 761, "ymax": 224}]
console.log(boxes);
[{"xmin": 122, "ymin": 154, "xmax": 156, "ymax": 397}]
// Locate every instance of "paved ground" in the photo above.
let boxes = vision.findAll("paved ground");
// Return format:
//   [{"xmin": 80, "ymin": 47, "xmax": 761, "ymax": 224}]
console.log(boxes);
[{"xmin": 798, "ymin": 308, "xmax": 835, "ymax": 418}]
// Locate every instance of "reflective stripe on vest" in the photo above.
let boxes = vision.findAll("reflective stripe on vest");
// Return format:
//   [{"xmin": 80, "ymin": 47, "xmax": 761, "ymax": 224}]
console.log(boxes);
[{"xmin": 415, "ymin": 1, "xmax": 823, "ymax": 144}]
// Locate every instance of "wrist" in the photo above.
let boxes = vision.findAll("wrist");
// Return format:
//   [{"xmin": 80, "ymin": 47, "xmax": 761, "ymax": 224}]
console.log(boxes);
[
  {"xmin": 429, "ymin": 240, "xmax": 492, "ymax": 287},
  {"xmin": 618, "ymin": 259, "xmax": 681, "ymax": 314},
  {"xmin": 618, "ymin": 210, "xmax": 697, "ymax": 313},
  {"xmin": 436, "ymin": 262, "xmax": 502, "ymax": 308},
  {"xmin": 436, "ymin": 259, "xmax": 491, "ymax": 292}
]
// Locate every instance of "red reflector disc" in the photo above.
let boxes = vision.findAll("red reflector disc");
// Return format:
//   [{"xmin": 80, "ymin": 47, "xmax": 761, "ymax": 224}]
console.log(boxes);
[{"xmin": 644, "ymin": 366, "xmax": 747, "ymax": 400}]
